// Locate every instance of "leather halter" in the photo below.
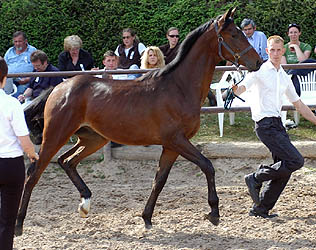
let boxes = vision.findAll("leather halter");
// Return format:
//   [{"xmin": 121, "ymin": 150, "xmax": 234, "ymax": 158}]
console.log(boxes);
[{"xmin": 214, "ymin": 20, "xmax": 253, "ymax": 67}]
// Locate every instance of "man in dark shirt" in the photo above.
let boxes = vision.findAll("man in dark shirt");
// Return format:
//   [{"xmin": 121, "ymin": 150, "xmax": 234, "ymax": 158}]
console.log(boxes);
[
  {"xmin": 18, "ymin": 50, "xmax": 63, "ymax": 104},
  {"xmin": 159, "ymin": 27, "xmax": 180, "ymax": 64}
]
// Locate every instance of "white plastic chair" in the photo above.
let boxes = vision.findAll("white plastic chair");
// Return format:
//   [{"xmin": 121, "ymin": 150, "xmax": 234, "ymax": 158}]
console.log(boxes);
[
  {"xmin": 10, "ymin": 84, "xmax": 17, "ymax": 96},
  {"xmin": 295, "ymin": 70, "xmax": 316, "ymax": 124},
  {"xmin": 210, "ymin": 71, "xmax": 247, "ymax": 137},
  {"xmin": 282, "ymin": 70, "xmax": 316, "ymax": 126}
]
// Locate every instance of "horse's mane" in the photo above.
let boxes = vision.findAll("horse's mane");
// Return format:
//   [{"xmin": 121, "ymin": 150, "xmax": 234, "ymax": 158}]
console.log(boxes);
[{"xmin": 138, "ymin": 18, "xmax": 215, "ymax": 81}]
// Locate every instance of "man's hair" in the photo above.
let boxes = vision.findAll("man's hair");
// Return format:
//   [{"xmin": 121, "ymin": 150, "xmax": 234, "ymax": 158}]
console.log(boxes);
[
  {"xmin": 240, "ymin": 18, "xmax": 256, "ymax": 29},
  {"xmin": 64, "ymin": 35, "xmax": 82, "ymax": 51},
  {"xmin": 267, "ymin": 35, "xmax": 284, "ymax": 46},
  {"xmin": 13, "ymin": 31, "xmax": 27, "ymax": 40},
  {"xmin": 0, "ymin": 56, "xmax": 8, "ymax": 83},
  {"xmin": 30, "ymin": 50, "xmax": 48, "ymax": 64},
  {"xmin": 103, "ymin": 50, "xmax": 117, "ymax": 60}
]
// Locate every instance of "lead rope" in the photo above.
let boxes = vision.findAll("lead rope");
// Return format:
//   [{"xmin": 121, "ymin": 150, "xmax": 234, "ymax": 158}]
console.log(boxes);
[{"xmin": 223, "ymin": 69, "xmax": 246, "ymax": 110}]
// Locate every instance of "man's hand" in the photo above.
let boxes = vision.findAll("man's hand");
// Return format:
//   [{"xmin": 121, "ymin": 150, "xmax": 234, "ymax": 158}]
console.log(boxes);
[
  {"xmin": 17, "ymin": 94, "xmax": 26, "ymax": 103},
  {"xmin": 18, "ymin": 77, "xmax": 30, "ymax": 85}
]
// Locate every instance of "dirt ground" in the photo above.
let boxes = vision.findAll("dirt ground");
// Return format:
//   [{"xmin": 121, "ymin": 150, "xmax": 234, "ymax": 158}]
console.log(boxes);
[{"xmin": 14, "ymin": 157, "xmax": 316, "ymax": 250}]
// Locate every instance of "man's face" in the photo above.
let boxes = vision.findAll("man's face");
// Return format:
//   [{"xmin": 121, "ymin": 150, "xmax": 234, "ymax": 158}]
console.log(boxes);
[
  {"xmin": 167, "ymin": 29, "xmax": 179, "ymax": 48},
  {"xmin": 103, "ymin": 56, "xmax": 118, "ymax": 70},
  {"xmin": 32, "ymin": 59, "xmax": 48, "ymax": 72},
  {"xmin": 266, "ymin": 41, "xmax": 285, "ymax": 65},
  {"xmin": 242, "ymin": 24, "xmax": 255, "ymax": 38},
  {"xmin": 13, "ymin": 35, "xmax": 27, "ymax": 52}
]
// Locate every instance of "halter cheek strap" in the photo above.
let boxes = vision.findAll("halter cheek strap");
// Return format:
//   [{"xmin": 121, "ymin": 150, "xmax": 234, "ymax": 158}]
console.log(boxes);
[{"xmin": 214, "ymin": 20, "xmax": 253, "ymax": 67}]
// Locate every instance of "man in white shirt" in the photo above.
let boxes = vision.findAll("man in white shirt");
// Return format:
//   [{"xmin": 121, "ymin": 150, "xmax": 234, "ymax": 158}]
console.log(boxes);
[
  {"xmin": 233, "ymin": 35, "xmax": 316, "ymax": 218},
  {"xmin": 100, "ymin": 50, "xmax": 138, "ymax": 80}
]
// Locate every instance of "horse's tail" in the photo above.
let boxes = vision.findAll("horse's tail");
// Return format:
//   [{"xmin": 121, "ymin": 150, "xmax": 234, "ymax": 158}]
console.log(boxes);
[{"xmin": 24, "ymin": 87, "xmax": 55, "ymax": 145}]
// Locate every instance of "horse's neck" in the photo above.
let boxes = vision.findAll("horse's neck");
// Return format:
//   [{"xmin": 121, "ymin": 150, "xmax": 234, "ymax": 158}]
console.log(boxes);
[{"xmin": 173, "ymin": 31, "xmax": 219, "ymax": 105}]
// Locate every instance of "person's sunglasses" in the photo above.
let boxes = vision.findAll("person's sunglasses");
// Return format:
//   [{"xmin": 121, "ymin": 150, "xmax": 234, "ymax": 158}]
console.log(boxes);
[
  {"xmin": 122, "ymin": 36, "xmax": 131, "ymax": 39},
  {"xmin": 168, "ymin": 35, "xmax": 179, "ymax": 38}
]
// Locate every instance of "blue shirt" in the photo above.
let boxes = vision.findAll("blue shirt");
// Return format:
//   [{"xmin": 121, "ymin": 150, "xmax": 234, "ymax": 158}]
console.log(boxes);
[
  {"xmin": 29, "ymin": 64, "xmax": 63, "ymax": 98},
  {"xmin": 4, "ymin": 44, "xmax": 37, "ymax": 74},
  {"xmin": 246, "ymin": 31, "xmax": 268, "ymax": 61}
]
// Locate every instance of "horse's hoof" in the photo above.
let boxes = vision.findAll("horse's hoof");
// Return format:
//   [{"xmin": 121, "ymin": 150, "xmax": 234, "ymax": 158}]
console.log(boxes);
[
  {"xmin": 78, "ymin": 198, "xmax": 90, "ymax": 218},
  {"xmin": 204, "ymin": 213, "xmax": 220, "ymax": 226},
  {"xmin": 14, "ymin": 225, "xmax": 23, "ymax": 236},
  {"xmin": 144, "ymin": 222, "xmax": 152, "ymax": 230}
]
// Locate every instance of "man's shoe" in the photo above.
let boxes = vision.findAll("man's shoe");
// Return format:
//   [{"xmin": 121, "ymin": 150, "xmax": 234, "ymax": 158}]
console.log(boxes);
[
  {"xmin": 244, "ymin": 173, "xmax": 262, "ymax": 205},
  {"xmin": 249, "ymin": 206, "xmax": 278, "ymax": 219}
]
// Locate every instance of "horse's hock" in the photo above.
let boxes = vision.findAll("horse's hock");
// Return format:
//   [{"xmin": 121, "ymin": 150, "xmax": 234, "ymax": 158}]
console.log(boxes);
[{"xmin": 35, "ymin": 141, "xmax": 316, "ymax": 163}]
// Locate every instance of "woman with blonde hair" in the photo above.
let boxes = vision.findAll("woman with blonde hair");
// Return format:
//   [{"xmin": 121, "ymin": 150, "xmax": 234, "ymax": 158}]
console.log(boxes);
[
  {"xmin": 141, "ymin": 46, "xmax": 165, "ymax": 69},
  {"xmin": 58, "ymin": 35, "xmax": 94, "ymax": 74}
]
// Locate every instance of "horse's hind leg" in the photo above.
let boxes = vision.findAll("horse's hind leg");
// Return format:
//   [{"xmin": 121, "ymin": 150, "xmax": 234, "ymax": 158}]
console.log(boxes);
[
  {"xmin": 57, "ymin": 130, "xmax": 107, "ymax": 218},
  {"xmin": 167, "ymin": 134, "xmax": 220, "ymax": 226},
  {"xmin": 142, "ymin": 147, "xmax": 179, "ymax": 229}
]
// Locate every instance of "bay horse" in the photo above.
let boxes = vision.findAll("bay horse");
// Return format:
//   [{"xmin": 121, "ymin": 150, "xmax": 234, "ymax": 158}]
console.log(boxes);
[{"xmin": 16, "ymin": 8, "xmax": 262, "ymax": 236}]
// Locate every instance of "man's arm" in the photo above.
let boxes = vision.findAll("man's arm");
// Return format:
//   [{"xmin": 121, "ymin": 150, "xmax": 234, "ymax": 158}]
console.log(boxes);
[
  {"xmin": 17, "ymin": 88, "xmax": 33, "ymax": 102},
  {"xmin": 293, "ymin": 99, "xmax": 316, "ymax": 125}
]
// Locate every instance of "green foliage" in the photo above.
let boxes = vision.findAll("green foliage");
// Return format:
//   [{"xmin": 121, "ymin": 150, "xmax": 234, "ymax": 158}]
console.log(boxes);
[{"xmin": 0, "ymin": 0, "xmax": 315, "ymax": 68}]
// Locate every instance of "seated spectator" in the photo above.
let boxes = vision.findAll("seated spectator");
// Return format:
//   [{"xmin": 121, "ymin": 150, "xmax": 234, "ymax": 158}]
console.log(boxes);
[
  {"xmin": 4, "ymin": 31, "xmax": 36, "ymax": 97},
  {"xmin": 281, "ymin": 23, "xmax": 312, "ymax": 64},
  {"xmin": 18, "ymin": 50, "xmax": 63, "ymax": 106},
  {"xmin": 114, "ymin": 28, "xmax": 146, "ymax": 69},
  {"xmin": 159, "ymin": 27, "xmax": 180, "ymax": 64},
  {"xmin": 240, "ymin": 18, "xmax": 268, "ymax": 61},
  {"xmin": 140, "ymin": 46, "xmax": 165, "ymax": 69},
  {"xmin": 58, "ymin": 35, "xmax": 94, "ymax": 74},
  {"xmin": 94, "ymin": 50, "xmax": 138, "ymax": 80}
]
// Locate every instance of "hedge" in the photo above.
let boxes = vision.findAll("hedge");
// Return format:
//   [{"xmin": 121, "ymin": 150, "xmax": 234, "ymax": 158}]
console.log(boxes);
[{"xmin": 0, "ymin": 0, "xmax": 315, "ymax": 68}]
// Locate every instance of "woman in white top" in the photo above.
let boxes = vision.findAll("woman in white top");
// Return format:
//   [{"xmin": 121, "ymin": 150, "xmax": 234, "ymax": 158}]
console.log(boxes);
[
  {"xmin": 0, "ymin": 56, "xmax": 38, "ymax": 250},
  {"xmin": 114, "ymin": 28, "xmax": 146, "ymax": 69}
]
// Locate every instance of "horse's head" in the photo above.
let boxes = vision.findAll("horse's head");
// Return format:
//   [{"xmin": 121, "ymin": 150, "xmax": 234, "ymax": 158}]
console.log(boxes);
[{"xmin": 215, "ymin": 8, "xmax": 263, "ymax": 71}]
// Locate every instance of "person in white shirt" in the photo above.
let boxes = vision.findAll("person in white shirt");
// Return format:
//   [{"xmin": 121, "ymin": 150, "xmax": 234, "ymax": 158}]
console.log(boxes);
[
  {"xmin": 0, "ymin": 56, "xmax": 38, "ymax": 250},
  {"xmin": 232, "ymin": 35, "xmax": 316, "ymax": 218},
  {"xmin": 114, "ymin": 28, "xmax": 146, "ymax": 69},
  {"xmin": 94, "ymin": 50, "xmax": 138, "ymax": 80}
]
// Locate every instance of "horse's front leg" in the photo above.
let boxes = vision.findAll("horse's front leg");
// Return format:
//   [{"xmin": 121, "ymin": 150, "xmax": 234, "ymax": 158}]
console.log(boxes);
[
  {"xmin": 142, "ymin": 147, "xmax": 179, "ymax": 229},
  {"xmin": 57, "ymin": 134, "xmax": 107, "ymax": 218},
  {"xmin": 169, "ymin": 134, "xmax": 220, "ymax": 226}
]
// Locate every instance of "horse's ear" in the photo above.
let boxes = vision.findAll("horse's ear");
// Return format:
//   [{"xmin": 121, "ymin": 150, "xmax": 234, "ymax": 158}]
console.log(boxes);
[
  {"xmin": 230, "ymin": 7, "xmax": 236, "ymax": 18},
  {"xmin": 218, "ymin": 7, "xmax": 234, "ymax": 26}
]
